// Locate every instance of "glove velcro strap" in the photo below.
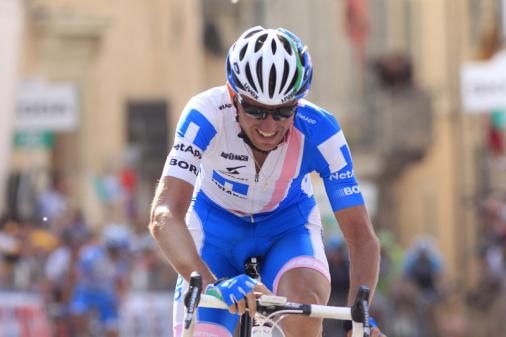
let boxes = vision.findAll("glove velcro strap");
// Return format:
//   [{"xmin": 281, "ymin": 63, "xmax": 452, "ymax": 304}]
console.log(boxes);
[{"xmin": 211, "ymin": 274, "xmax": 257, "ymax": 306}]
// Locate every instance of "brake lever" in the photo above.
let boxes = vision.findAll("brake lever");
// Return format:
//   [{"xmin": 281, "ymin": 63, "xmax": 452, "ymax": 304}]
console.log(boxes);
[
  {"xmin": 184, "ymin": 272, "xmax": 202, "ymax": 329},
  {"xmin": 351, "ymin": 286, "xmax": 371, "ymax": 337}
]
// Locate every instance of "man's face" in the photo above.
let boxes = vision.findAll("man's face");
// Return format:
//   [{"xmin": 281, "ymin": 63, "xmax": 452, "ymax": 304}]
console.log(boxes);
[{"xmin": 235, "ymin": 95, "xmax": 297, "ymax": 152}]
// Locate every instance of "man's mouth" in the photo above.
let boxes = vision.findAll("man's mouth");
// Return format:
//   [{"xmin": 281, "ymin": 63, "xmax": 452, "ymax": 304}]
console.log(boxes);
[{"xmin": 257, "ymin": 129, "xmax": 277, "ymax": 138}]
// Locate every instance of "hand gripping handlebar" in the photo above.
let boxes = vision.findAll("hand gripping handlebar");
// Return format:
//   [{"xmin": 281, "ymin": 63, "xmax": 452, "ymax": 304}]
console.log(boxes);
[{"xmin": 182, "ymin": 272, "xmax": 372, "ymax": 337}]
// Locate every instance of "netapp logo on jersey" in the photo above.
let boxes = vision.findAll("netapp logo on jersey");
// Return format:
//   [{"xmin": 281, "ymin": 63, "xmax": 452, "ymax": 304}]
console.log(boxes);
[
  {"xmin": 173, "ymin": 143, "xmax": 202, "ymax": 159},
  {"xmin": 221, "ymin": 152, "xmax": 248, "ymax": 161},
  {"xmin": 329, "ymin": 170, "xmax": 354, "ymax": 181},
  {"xmin": 296, "ymin": 114, "xmax": 316, "ymax": 124},
  {"xmin": 218, "ymin": 103, "xmax": 232, "ymax": 110},
  {"xmin": 169, "ymin": 158, "xmax": 199, "ymax": 176}
]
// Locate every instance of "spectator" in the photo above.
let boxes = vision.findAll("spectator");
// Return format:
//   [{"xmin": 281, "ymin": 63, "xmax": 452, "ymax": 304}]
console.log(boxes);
[
  {"xmin": 323, "ymin": 235, "xmax": 349, "ymax": 337},
  {"xmin": 403, "ymin": 236, "xmax": 444, "ymax": 294},
  {"xmin": 69, "ymin": 224, "xmax": 131, "ymax": 337},
  {"xmin": 44, "ymin": 225, "xmax": 90, "ymax": 337},
  {"xmin": 401, "ymin": 236, "xmax": 444, "ymax": 337}
]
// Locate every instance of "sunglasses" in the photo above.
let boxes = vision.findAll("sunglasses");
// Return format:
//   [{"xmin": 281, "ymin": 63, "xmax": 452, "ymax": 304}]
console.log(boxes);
[{"xmin": 235, "ymin": 95, "xmax": 297, "ymax": 121}]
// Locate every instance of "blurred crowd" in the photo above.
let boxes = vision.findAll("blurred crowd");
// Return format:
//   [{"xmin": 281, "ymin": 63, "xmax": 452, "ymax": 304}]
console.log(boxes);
[
  {"xmin": 323, "ymin": 192, "xmax": 506, "ymax": 337},
  {"xmin": 464, "ymin": 193, "xmax": 506, "ymax": 337},
  {"xmin": 322, "ymin": 231, "xmax": 448, "ymax": 337},
  {"xmin": 1, "ymin": 170, "xmax": 506, "ymax": 337},
  {"xmin": 0, "ymin": 170, "xmax": 176, "ymax": 337}
]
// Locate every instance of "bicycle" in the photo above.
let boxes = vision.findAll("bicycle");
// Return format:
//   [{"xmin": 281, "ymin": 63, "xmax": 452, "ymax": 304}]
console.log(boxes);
[{"xmin": 182, "ymin": 258, "xmax": 373, "ymax": 337}]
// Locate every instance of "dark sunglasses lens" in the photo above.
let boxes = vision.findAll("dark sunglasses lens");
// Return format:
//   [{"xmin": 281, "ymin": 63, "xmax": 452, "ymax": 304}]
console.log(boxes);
[
  {"xmin": 241, "ymin": 99, "xmax": 296, "ymax": 121},
  {"xmin": 241, "ymin": 103, "xmax": 266, "ymax": 119},
  {"xmin": 243, "ymin": 106, "xmax": 266, "ymax": 119},
  {"xmin": 272, "ymin": 107, "xmax": 296, "ymax": 120}
]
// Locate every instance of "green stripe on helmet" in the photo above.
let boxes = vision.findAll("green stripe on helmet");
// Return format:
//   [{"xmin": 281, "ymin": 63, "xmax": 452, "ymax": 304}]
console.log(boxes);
[{"xmin": 286, "ymin": 36, "xmax": 304, "ymax": 95}]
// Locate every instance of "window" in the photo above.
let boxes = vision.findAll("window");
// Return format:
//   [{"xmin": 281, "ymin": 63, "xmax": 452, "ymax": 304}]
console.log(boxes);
[{"xmin": 127, "ymin": 101, "xmax": 169, "ymax": 184}]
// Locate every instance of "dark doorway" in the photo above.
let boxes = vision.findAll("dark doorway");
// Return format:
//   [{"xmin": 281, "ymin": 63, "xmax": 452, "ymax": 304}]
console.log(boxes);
[{"xmin": 127, "ymin": 100, "xmax": 170, "ymax": 184}]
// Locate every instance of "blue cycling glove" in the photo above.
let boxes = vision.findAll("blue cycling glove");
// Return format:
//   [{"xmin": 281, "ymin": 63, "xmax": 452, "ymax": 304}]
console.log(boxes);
[
  {"xmin": 206, "ymin": 274, "xmax": 257, "ymax": 306},
  {"xmin": 369, "ymin": 317, "xmax": 378, "ymax": 329}
]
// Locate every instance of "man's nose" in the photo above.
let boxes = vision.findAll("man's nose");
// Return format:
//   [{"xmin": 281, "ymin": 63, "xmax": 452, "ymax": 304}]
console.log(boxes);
[{"xmin": 259, "ymin": 113, "xmax": 278, "ymax": 128}]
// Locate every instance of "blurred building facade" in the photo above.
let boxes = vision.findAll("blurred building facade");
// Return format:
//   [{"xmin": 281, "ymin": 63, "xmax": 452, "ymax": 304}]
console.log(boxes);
[
  {"xmin": 358, "ymin": 0, "xmax": 504, "ymax": 283},
  {"xmin": 10, "ymin": 0, "xmax": 206, "ymax": 226},
  {"xmin": 5, "ymin": 0, "xmax": 505, "ymax": 284}
]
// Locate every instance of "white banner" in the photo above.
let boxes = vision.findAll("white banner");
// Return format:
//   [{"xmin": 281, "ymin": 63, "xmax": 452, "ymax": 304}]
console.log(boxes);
[
  {"xmin": 0, "ymin": 0, "xmax": 24, "ymax": 216},
  {"xmin": 16, "ymin": 79, "xmax": 79, "ymax": 132},
  {"xmin": 120, "ymin": 292, "xmax": 174, "ymax": 337},
  {"xmin": 0, "ymin": 292, "xmax": 52, "ymax": 337},
  {"xmin": 460, "ymin": 51, "xmax": 506, "ymax": 112}
]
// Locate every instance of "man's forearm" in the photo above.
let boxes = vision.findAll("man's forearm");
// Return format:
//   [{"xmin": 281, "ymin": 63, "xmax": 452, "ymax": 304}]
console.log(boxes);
[
  {"xmin": 347, "ymin": 237, "xmax": 380, "ymax": 306},
  {"xmin": 149, "ymin": 205, "xmax": 216, "ymax": 286}
]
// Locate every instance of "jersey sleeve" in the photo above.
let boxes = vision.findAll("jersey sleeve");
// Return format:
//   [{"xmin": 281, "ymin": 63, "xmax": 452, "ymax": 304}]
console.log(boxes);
[
  {"xmin": 311, "ymin": 115, "xmax": 365, "ymax": 212},
  {"xmin": 161, "ymin": 96, "xmax": 218, "ymax": 185}
]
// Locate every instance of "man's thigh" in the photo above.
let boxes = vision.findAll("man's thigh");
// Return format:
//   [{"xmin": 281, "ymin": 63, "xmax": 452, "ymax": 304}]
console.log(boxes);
[{"xmin": 260, "ymin": 221, "xmax": 330, "ymax": 295}]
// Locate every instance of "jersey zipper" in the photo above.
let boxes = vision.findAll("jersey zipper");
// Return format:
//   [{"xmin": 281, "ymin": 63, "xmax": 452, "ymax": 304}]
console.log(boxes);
[
  {"xmin": 246, "ymin": 144, "xmax": 266, "ymax": 223},
  {"xmin": 251, "ymin": 156, "xmax": 259, "ymax": 223}
]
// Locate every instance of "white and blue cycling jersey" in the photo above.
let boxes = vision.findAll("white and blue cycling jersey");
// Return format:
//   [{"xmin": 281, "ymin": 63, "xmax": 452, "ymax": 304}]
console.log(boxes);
[
  {"xmin": 163, "ymin": 86, "xmax": 365, "ymax": 337},
  {"xmin": 163, "ymin": 85, "xmax": 364, "ymax": 219}
]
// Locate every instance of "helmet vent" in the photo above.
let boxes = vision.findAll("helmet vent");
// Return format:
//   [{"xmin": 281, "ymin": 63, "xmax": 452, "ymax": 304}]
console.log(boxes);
[
  {"xmin": 239, "ymin": 44, "xmax": 248, "ymax": 61},
  {"xmin": 296, "ymin": 78, "xmax": 310, "ymax": 97},
  {"xmin": 299, "ymin": 51, "xmax": 306, "ymax": 67},
  {"xmin": 285, "ymin": 71, "xmax": 297, "ymax": 95},
  {"xmin": 256, "ymin": 57, "xmax": 263, "ymax": 87},
  {"xmin": 245, "ymin": 63, "xmax": 257, "ymax": 92},
  {"xmin": 281, "ymin": 60, "xmax": 289, "ymax": 88},
  {"xmin": 254, "ymin": 33, "xmax": 268, "ymax": 52},
  {"xmin": 279, "ymin": 35, "xmax": 292, "ymax": 55},
  {"xmin": 244, "ymin": 29, "xmax": 262, "ymax": 39},
  {"xmin": 233, "ymin": 73, "xmax": 245, "ymax": 91},
  {"xmin": 268, "ymin": 65, "xmax": 276, "ymax": 98},
  {"xmin": 271, "ymin": 39, "xmax": 277, "ymax": 54}
]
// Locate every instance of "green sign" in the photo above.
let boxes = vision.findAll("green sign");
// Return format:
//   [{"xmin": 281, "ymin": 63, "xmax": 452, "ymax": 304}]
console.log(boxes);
[{"xmin": 13, "ymin": 131, "xmax": 55, "ymax": 149}]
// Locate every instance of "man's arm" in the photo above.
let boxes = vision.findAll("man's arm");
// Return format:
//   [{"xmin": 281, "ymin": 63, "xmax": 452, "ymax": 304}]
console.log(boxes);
[
  {"xmin": 334, "ymin": 204, "xmax": 380, "ymax": 306},
  {"xmin": 149, "ymin": 176, "xmax": 216, "ymax": 287}
]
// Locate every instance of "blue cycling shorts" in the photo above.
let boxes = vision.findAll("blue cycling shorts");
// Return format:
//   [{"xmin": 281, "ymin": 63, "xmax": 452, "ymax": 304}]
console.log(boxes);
[
  {"xmin": 172, "ymin": 194, "xmax": 330, "ymax": 337},
  {"xmin": 69, "ymin": 287, "xmax": 119, "ymax": 328}
]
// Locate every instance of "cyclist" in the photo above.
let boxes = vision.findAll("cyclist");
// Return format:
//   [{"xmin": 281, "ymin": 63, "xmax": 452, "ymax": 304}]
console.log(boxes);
[
  {"xmin": 150, "ymin": 26, "xmax": 385, "ymax": 337},
  {"xmin": 69, "ymin": 224, "xmax": 131, "ymax": 337}
]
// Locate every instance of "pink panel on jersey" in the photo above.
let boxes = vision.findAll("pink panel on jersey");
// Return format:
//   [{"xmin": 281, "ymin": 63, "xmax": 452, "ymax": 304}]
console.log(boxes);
[
  {"xmin": 174, "ymin": 322, "xmax": 232, "ymax": 337},
  {"xmin": 272, "ymin": 256, "xmax": 331, "ymax": 294},
  {"xmin": 229, "ymin": 209, "xmax": 248, "ymax": 216},
  {"xmin": 261, "ymin": 127, "xmax": 303, "ymax": 212}
]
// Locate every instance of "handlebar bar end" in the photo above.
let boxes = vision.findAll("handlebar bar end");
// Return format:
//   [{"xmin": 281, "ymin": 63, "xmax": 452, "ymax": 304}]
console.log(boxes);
[
  {"xmin": 356, "ymin": 286, "xmax": 370, "ymax": 303},
  {"xmin": 189, "ymin": 271, "xmax": 202, "ymax": 287}
]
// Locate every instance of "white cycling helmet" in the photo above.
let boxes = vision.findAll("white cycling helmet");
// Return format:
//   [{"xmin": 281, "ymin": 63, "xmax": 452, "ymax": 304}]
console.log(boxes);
[{"xmin": 226, "ymin": 26, "xmax": 313, "ymax": 106}]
